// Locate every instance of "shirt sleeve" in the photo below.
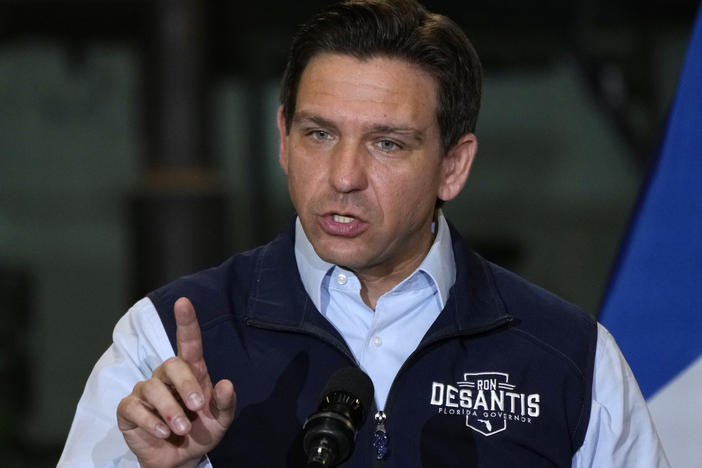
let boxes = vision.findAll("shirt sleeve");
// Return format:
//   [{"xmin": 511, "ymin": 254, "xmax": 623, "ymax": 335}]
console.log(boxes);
[
  {"xmin": 57, "ymin": 297, "xmax": 213, "ymax": 468},
  {"xmin": 571, "ymin": 323, "xmax": 670, "ymax": 468}
]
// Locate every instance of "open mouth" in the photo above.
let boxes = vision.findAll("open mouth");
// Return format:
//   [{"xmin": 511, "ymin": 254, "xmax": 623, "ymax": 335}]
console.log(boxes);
[
  {"xmin": 333, "ymin": 214, "xmax": 355, "ymax": 224},
  {"xmin": 319, "ymin": 212, "xmax": 366, "ymax": 237}
]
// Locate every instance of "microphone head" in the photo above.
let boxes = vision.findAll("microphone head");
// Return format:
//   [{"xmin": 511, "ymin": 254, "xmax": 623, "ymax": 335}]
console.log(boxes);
[
  {"xmin": 303, "ymin": 367, "xmax": 374, "ymax": 467},
  {"xmin": 318, "ymin": 367, "xmax": 374, "ymax": 424}
]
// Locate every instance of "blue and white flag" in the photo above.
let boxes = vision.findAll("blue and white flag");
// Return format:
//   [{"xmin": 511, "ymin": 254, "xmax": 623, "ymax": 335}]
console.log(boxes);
[{"xmin": 599, "ymin": 6, "xmax": 702, "ymax": 467}]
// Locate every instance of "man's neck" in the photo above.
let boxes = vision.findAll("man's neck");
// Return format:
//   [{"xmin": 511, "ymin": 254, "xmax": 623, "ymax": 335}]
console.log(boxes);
[{"xmin": 351, "ymin": 233, "xmax": 436, "ymax": 310}]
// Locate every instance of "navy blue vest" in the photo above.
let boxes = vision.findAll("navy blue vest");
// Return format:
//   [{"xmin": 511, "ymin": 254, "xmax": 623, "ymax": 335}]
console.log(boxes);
[{"xmin": 149, "ymin": 222, "xmax": 596, "ymax": 467}]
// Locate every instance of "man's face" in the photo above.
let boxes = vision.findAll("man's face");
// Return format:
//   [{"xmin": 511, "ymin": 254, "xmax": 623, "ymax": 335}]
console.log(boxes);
[{"xmin": 278, "ymin": 53, "xmax": 474, "ymax": 280}]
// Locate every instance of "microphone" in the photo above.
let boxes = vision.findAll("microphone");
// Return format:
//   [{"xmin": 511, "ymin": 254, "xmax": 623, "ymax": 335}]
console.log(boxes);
[{"xmin": 303, "ymin": 367, "xmax": 375, "ymax": 467}]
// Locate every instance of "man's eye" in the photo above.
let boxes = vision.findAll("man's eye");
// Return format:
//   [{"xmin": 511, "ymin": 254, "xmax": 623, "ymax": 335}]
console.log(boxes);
[
  {"xmin": 377, "ymin": 139, "xmax": 401, "ymax": 152},
  {"xmin": 310, "ymin": 130, "xmax": 331, "ymax": 141}
]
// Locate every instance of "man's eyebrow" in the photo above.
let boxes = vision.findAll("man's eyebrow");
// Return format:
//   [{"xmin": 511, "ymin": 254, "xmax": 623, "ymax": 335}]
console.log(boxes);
[
  {"xmin": 367, "ymin": 124, "xmax": 425, "ymax": 143},
  {"xmin": 292, "ymin": 112, "xmax": 337, "ymax": 130}
]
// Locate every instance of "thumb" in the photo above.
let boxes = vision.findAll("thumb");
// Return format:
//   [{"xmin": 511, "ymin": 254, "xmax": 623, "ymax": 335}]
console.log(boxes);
[{"xmin": 210, "ymin": 379, "xmax": 236, "ymax": 429}]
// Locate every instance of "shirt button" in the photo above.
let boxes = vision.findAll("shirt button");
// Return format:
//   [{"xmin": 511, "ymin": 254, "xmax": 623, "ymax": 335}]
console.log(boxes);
[
  {"xmin": 336, "ymin": 273, "xmax": 348, "ymax": 285},
  {"xmin": 372, "ymin": 335, "xmax": 382, "ymax": 347}
]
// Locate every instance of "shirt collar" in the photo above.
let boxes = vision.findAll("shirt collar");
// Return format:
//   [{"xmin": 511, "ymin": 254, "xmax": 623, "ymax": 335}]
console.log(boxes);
[{"xmin": 294, "ymin": 211, "xmax": 456, "ymax": 311}]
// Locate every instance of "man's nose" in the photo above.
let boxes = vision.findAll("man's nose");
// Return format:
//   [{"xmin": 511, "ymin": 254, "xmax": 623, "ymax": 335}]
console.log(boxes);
[{"xmin": 328, "ymin": 141, "xmax": 369, "ymax": 193}]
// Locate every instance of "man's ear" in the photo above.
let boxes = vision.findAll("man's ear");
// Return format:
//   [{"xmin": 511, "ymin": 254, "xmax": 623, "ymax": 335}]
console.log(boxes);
[
  {"xmin": 277, "ymin": 106, "xmax": 289, "ymax": 175},
  {"xmin": 437, "ymin": 133, "xmax": 478, "ymax": 202}
]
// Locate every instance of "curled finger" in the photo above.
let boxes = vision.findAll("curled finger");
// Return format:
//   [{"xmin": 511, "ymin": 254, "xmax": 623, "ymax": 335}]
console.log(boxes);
[
  {"xmin": 153, "ymin": 356, "xmax": 206, "ymax": 412},
  {"xmin": 138, "ymin": 376, "xmax": 194, "ymax": 436},
  {"xmin": 117, "ymin": 394, "xmax": 171, "ymax": 439}
]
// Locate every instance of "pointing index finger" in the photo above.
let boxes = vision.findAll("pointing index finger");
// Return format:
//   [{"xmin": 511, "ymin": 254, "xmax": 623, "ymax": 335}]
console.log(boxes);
[{"xmin": 174, "ymin": 297, "xmax": 206, "ymax": 373}]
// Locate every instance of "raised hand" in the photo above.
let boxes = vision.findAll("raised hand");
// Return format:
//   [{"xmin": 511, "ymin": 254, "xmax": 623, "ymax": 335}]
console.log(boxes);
[{"xmin": 117, "ymin": 297, "xmax": 236, "ymax": 468}]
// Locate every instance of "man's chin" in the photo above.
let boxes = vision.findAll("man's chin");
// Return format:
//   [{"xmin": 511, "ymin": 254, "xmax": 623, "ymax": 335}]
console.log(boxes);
[{"xmin": 313, "ymin": 242, "xmax": 369, "ymax": 271}]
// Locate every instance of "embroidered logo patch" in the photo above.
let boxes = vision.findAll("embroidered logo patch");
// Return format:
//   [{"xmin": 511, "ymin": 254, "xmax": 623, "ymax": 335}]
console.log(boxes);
[{"xmin": 429, "ymin": 372, "xmax": 541, "ymax": 436}]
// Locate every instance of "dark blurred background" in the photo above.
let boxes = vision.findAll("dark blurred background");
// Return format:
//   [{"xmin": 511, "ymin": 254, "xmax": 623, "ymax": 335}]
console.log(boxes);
[{"xmin": 0, "ymin": 0, "xmax": 698, "ymax": 465}]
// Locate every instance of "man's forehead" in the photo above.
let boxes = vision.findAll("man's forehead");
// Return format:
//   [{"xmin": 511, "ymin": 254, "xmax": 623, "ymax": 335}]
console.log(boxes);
[
  {"xmin": 293, "ymin": 54, "xmax": 439, "ymax": 130},
  {"xmin": 298, "ymin": 54, "xmax": 437, "ymax": 98}
]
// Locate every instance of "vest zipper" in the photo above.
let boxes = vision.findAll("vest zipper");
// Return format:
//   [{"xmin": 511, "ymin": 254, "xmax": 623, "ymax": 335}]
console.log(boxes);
[{"xmin": 372, "ymin": 410, "xmax": 389, "ymax": 460}]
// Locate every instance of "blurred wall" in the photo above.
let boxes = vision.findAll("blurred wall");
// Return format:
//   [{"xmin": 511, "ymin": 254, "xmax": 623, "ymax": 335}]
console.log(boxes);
[{"xmin": 0, "ymin": 43, "xmax": 139, "ymax": 455}]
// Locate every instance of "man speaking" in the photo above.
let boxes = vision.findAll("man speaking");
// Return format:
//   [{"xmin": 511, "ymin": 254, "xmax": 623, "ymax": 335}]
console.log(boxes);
[{"xmin": 59, "ymin": 0, "xmax": 669, "ymax": 466}]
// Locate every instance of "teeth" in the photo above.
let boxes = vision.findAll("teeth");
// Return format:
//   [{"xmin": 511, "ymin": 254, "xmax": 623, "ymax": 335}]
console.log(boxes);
[{"xmin": 333, "ymin": 214, "xmax": 354, "ymax": 224}]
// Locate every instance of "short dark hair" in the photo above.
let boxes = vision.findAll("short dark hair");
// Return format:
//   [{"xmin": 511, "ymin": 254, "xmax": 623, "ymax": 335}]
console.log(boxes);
[{"xmin": 279, "ymin": 0, "xmax": 482, "ymax": 153}]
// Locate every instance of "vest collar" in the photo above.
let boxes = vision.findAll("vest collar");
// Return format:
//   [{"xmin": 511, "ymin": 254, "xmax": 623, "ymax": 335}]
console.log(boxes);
[{"xmin": 244, "ymin": 219, "xmax": 513, "ymax": 339}]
